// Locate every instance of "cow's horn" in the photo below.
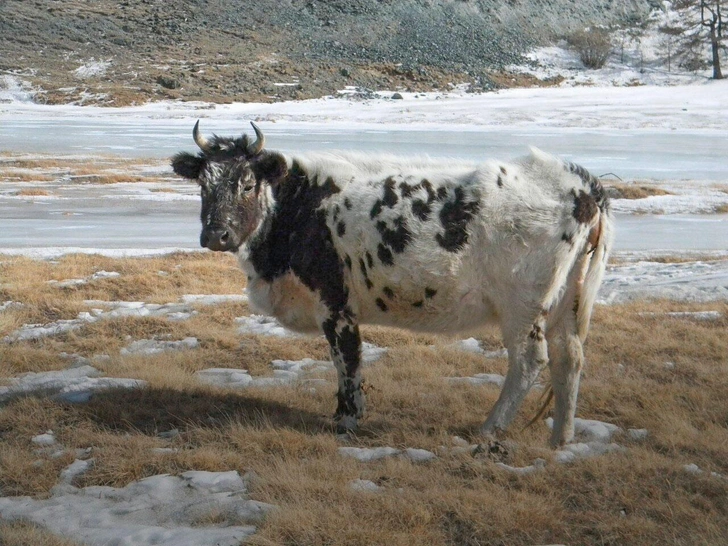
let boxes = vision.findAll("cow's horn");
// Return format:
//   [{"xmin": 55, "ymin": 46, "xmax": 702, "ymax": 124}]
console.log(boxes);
[
  {"xmin": 247, "ymin": 122, "xmax": 265, "ymax": 155},
  {"xmin": 192, "ymin": 120, "xmax": 211, "ymax": 152}
]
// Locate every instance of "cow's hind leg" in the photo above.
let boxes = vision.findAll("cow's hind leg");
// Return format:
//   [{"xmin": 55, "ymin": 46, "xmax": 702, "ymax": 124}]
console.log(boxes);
[
  {"xmin": 321, "ymin": 310, "xmax": 364, "ymax": 433},
  {"xmin": 480, "ymin": 309, "xmax": 549, "ymax": 436},
  {"xmin": 546, "ymin": 320, "xmax": 584, "ymax": 447}
]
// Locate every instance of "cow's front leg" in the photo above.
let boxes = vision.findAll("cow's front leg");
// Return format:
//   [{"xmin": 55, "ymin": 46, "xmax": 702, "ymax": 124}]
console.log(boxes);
[{"xmin": 321, "ymin": 311, "xmax": 364, "ymax": 433}]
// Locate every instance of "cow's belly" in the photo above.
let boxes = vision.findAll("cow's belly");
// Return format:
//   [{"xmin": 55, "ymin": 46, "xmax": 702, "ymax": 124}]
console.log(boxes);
[
  {"xmin": 245, "ymin": 272, "xmax": 322, "ymax": 334},
  {"xmin": 354, "ymin": 280, "xmax": 499, "ymax": 334}
]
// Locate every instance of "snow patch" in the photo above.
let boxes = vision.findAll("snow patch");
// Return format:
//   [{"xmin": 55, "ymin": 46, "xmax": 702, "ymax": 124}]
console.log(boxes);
[
  {"xmin": 73, "ymin": 60, "xmax": 111, "ymax": 79},
  {"xmin": 338, "ymin": 447, "xmax": 401, "ymax": 462},
  {"xmin": 0, "ymin": 470, "xmax": 272, "ymax": 546},
  {"xmin": 0, "ymin": 365, "xmax": 147, "ymax": 404},
  {"xmin": 236, "ymin": 314, "xmax": 298, "ymax": 338},
  {"xmin": 121, "ymin": 337, "xmax": 199, "ymax": 356},
  {"xmin": 349, "ymin": 479, "xmax": 382, "ymax": 493},
  {"xmin": 545, "ymin": 417, "xmax": 626, "ymax": 463}
]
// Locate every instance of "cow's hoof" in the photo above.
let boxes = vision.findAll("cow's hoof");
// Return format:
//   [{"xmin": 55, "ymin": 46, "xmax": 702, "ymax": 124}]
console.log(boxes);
[{"xmin": 335, "ymin": 415, "xmax": 358, "ymax": 434}]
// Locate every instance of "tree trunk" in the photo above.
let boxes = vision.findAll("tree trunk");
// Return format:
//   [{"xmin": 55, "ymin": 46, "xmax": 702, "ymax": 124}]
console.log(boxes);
[{"xmin": 710, "ymin": 25, "xmax": 724, "ymax": 79}]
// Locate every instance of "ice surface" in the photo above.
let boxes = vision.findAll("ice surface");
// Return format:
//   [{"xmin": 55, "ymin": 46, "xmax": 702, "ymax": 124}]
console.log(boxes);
[
  {"xmin": 599, "ymin": 259, "xmax": 728, "ymax": 304},
  {"xmin": 0, "ymin": 469, "xmax": 272, "ymax": 546},
  {"xmin": 0, "ymin": 365, "xmax": 147, "ymax": 404}
]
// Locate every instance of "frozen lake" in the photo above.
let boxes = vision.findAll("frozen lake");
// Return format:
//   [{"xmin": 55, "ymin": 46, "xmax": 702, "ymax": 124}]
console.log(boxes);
[
  {"xmin": 1, "ymin": 84, "xmax": 726, "ymax": 256},
  {"xmin": 1, "ymin": 119, "xmax": 726, "ymax": 182}
]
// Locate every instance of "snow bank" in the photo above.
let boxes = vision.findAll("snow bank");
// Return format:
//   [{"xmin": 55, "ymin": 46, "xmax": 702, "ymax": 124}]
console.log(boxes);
[{"xmin": 0, "ymin": 468, "xmax": 273, "ymax": 546}]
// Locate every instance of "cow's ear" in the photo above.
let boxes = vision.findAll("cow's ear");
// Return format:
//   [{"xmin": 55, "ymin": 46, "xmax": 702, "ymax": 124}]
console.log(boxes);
[
  {"xmin": 252, "ymin": 151, "xmax": 287, "ymax": 186},
  {"xmin": 171, "ymin": 152, "xmax": 204, "ymax": 181}
]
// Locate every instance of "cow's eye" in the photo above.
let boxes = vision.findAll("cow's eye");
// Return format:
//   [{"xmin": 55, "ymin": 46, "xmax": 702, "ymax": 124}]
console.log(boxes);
[{"xmin": 243, "ymin": 184, "xmax": 255, "ymax": 193}]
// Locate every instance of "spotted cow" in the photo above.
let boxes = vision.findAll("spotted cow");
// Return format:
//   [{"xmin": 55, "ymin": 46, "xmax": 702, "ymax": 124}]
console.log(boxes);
[{"xmin": 172, "ymin": 122, "xmax": 614, "ymax": 446}]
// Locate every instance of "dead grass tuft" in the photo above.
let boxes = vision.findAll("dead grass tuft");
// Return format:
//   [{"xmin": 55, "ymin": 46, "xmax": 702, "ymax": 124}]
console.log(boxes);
[
  {"xmin": 14, "ymin": 188, "xmax": 51, "ymax": 196},
  {"xmin": 0, "ymin": 254, "xmax": 727, "ymax": 545},
  {"xmin": 607, "ymin": 182, "xmax": 672, "ymax": 199}
]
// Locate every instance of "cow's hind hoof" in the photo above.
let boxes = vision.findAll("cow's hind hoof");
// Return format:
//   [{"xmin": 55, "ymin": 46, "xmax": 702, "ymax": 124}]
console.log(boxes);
[{"xmin": 335, "ymin": 415, "xmax": 358, "ymax": 434}]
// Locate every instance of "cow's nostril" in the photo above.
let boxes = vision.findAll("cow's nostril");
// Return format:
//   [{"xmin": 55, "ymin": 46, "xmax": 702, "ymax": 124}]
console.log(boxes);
[{"xmin": 220, "ymin": 231, "xmax": 229, "ymax": 244}]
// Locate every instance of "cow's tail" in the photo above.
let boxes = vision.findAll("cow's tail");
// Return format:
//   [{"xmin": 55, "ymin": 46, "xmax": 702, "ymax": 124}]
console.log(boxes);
[{"xmin": 571, "ymin": 163, "xmax": 614, "ymax": 343}]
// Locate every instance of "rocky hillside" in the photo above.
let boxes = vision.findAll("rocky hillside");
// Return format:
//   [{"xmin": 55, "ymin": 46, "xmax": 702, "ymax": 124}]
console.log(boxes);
[{"xmin": 1, "ymin": 0, "xmax": 654, "ymax": 105}]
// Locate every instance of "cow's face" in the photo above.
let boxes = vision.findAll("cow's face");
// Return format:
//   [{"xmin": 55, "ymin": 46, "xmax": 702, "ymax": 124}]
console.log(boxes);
[{"xmin": 171, "ymin": 122, "xmax": 287, "ymax": 252}]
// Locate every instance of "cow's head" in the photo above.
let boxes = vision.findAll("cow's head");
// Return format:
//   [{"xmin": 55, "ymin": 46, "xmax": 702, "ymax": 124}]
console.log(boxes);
[{"xmin": 171, "ymin": 121, "xmax": 287, "ymax": 252}]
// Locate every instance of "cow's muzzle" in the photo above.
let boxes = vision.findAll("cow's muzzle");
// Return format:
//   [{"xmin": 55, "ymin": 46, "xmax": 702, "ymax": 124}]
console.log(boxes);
[{"xmin": 200, "ymin": 228, "xmax": 238, "ymax": 252}]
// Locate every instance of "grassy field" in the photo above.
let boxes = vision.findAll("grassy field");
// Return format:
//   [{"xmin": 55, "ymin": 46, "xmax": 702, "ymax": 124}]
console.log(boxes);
[{"xmin": 0, "ymin": 252, "xmax": 727, "ymax": 545}]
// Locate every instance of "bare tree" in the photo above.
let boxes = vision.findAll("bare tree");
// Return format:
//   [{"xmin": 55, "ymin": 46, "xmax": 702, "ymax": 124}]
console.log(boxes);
[
  {"xmin": 700, "ymin": 0, "xmax": 724, "ymax": 78},
  {"xmin": 672, "ymin": 0, "xmax": 725, "ymax": 78}
]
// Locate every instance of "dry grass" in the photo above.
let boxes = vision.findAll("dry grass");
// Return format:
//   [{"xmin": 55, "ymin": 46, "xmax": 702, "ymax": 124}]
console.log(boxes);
[
  {"xmin": 0, "ymin": 521, "xmax": 80, "ymax": 546},
  {"xmin": 0, "ymin": 154, "xmax": 172, "ymax": 186},
  {"xmin": 607, "ymin": 182, "xmax": 673, "ymax": 200},
  {"xmin": 0, "ymin": 254, "xmax": 727, "ymax": 545},
  {"xmin": 14, "ymin": 188, "xmax": 51, "ymax": 197}
]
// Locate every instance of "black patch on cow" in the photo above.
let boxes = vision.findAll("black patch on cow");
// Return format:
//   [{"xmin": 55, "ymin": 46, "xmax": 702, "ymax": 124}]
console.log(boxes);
[
  {"xmin": 382, "ymin": 286, "xmax": 394, "ymax": 299},
  {"xmin": 529, "ymin": 323, "xmax": 544, "ymax": 341},
  {"xmin": 377, "ymin": 243, "xmax": 394, "ymax": 266},
  {"xmin": 437, "ymin": 186, "xmax": 448, "ymax": 201},
  {"xmin": 425, "ymin": 287, "xmax": 437, "ymax": 299},
  {"xmin": 500, "ymin": 166, "xmax": 507, "ymax": 175},
  {"xmin": 376, "ymin": 217, "xmax": 411, "ymax": 254},
  {"xmin": 171, "ymin": 152, "xmax": 204, "ymax": 180},
  {"xmin": 567, "ymin": 162, "xmax": 610, "ymax": 213},
  {"xmin": 332, "ymin": 204, "xmax": 341, "ymax": 223},
  {"xmin": 435, "ymin": 187, "xmax": 481, "ymax": 252},
  {"xmin": 344, "ymin": 197, "xmax": 353, "ymax": 210},
  {"xmin": 562, "ymin": 232, "xmax": 574, "ymax": 246},
  {"xmin": 365, "ymin": 251, "xmax": 374, "ymax": 269},
  {"xmin": 337, "ymin": 221, "xmax": 346, "ymax": 237},
  {"xmin": 248, "ymin": 160, "xmax": 348, "ymax": 315},
  {"xmin": 497, "ymin": 175, "xmax": 504, "ymax": 188},
  {"xmin": 572, "ymin": 189, "xmax": 598, "ymax": 224},
  {"xmin": 322, "ymin": 319, "xmax": 362, "ymax": 419},
  {"xmin": 344, "ymin": 255, "xmax": 352, "ymax": 269},
  {"xmin": 322, "ymin": 176, "xmax": 341, "ymax": 194},
  {"xmin": 358, "ymin": 257, "xmax": 372, "ymax": 288},
  {"xmin": 375, "ymin": 298, "xmax": 388, "ymax": 312},
  {"xmin": 412, "ymin": 300, "xmax": 424, "ymax": 308},
  {"xmin": 412, "ymin": 199, "xmax": 431, "ymax": 221},
  {"xmin": 382, "ymin": 177, "xmax": 398, "ymax": 207},
  {"xmin": 370, "ymin": 199, "xmax": 384, "ymax": 219}
]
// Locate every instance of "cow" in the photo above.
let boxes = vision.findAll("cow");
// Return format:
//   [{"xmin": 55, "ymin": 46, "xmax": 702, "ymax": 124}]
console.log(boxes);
[{"xmin": 171, "ymin": 121, "xmax": 613, "ymax": 447}]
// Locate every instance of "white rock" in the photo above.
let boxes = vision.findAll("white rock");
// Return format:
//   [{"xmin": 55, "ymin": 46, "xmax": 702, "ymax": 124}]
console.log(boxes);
[
  {"xmin": 31, "ymin": 432, "xmax": 56, "ymax": 446},
  {"xmin": 338, "ymin": 446, "xmax": 401, "ymax": 462},
  {"xmin": 349, "ymin": 479, "xmax": 382, "ymax": 492},
  {"xmin": 627, "ymin": 428, "xmax": 649, "ymax": 441},
  {"xmin": 446, "ymin": 373, "xmax": 505, "ymax": 387},
  {"xmin": 546, "ymin": 417, "xmax": 621, "ymax": 443},
  {"xmin": 403, "ymin": 448, "xmax": 437, "ymax": 462},
  {"xmin": 60, "ymin": 459, "xmax": 94, "ymax": 484}
]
